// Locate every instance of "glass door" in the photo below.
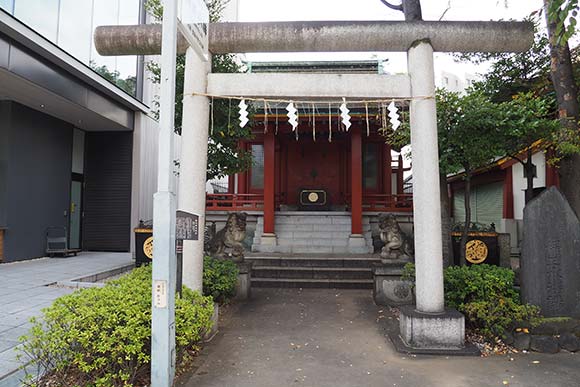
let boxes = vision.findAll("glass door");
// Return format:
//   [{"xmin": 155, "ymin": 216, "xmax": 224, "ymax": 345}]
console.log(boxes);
[{"xmin": 69, "ymin": 179, "xmax": 82, "ymax": 249}]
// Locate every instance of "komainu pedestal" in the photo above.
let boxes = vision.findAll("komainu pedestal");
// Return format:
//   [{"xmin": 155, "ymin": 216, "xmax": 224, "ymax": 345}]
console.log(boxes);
[
  {"xmin": 372, "ymin": 262, "xmax": 414, "ymax": 306},
  {"xmin": 398, "ymin": 306, "xmax": 465, "ymax": 350},
  {"xmin": 234, "ymin": 261, "xmax": 253, "ymax": 301}
]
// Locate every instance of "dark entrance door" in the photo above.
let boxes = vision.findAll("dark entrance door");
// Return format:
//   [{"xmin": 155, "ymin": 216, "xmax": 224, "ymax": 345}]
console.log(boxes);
[
  {"xmin": 68, "ymin": 176, "xmax": 83, "ymax": 249},
  {"xmin": 284, "ymin": 138, "xmax": 341, "ymax": 208},
  {"xmin": 82, "ymin": 132, "xmax": 133, "ymax": 251}
]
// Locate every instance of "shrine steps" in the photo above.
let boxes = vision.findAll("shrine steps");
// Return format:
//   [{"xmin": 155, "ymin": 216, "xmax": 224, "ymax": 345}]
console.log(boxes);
[
  {"xmin": 252, "ymin": 212, "xmax": 374, "ymax": 254},
  {"xmin": 246, "ymin": 254, "xmax": 380, "ymax": 289}
]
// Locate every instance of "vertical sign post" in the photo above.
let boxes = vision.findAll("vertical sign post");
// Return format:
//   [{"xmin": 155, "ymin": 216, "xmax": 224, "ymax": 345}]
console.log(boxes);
[
  {"xmin": 151, "ymin": 1, "xmax": 208, "ymax": 385},
  {"xmin": 151, "ymin": 0, "xmax": 178, "ymax": 386}
]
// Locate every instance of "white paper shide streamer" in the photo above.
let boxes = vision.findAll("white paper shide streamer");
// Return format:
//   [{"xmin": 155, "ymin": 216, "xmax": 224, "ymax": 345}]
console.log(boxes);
[
  {"xmin": 286, "ymin": 102, "xmax": 298, "ymax": 131},
  {"xmin": 339, "ymin": 98, "xmax": 351, "ymax": 131},
  {"xmin": 388, "ymin": 101, "xmax": 400, "ymax": 131},
  {"xmin": 238, "ymin": 99, "xmax": 249, "ymax": 128}
]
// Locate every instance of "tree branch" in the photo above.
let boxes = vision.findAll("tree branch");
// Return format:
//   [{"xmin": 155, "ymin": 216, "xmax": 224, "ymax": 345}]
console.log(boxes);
[
  {"xmin": 379, "ymin": 0, "xmax": 403, "ymax": 12},
  {"xmin": 438, "ymin": 0, "xmax": 451, "ymax": 21}
]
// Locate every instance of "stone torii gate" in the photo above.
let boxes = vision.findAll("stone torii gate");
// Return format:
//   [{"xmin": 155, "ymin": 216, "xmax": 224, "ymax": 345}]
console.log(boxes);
[{"xmin": 96, "ymin": 4, "xmax": 532, "ymax": 371}]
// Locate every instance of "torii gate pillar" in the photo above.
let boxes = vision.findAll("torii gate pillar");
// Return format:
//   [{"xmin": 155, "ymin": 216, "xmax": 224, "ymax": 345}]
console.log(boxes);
[
  {"xmin": 179, "ymin": 47, "xmax": 210, "ymax": 293},
  {"xmin": 397, "ymin": 41, "xmax": 466, "ymax": 352}
]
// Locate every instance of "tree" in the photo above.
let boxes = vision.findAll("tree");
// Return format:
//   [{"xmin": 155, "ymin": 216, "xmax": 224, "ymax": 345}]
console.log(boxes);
[
  {"xmin": 437, "ymin": 91, "xmax": 507, "ymax": 263},
  {"xmin": 543, "ymin": 0, "xmax": 580, "ymax": 216},
  {"xmin": 145, "ymin": 0, "xmax": 252, "ymax": 181},
  {"xmin": 379, "ymin": 0, "xmax": 422, "ymax": 20},
  {"xmin": 500, "ymin": 94, "xmax": 560, "ymax": 204},
  {"xmin": 459, "ymin": 17, "xmax": 580, "ymax": 205},
  {"xmin": 458, "ymin": 23, "xmax": 552, "ymax": 104}
]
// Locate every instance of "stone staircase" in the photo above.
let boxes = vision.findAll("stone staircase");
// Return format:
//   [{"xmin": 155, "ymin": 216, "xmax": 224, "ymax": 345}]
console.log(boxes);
[
  {"xmin": 246, "ymin": 253, "xmax": 380, "ymax": 289},
  {"xmin": 251, "ymin": 212, "xmax": 373, "ymax": 254}
]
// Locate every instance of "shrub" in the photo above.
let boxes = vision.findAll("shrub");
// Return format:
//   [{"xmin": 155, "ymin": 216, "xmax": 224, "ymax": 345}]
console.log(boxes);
[
  {"xmin": 19, "ymin": 265, "xmax": 214, "ymax": 387},
  {"xmin": 402, "ymin": 263, "xmax": 540, "ymax": 339},
  {"xmin": 203, "ymin": 256, "xmax": 238, "ymax": 304}
]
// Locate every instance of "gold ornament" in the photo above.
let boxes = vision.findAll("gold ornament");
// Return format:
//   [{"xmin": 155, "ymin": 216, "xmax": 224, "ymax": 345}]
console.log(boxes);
[
  {"xmin": 143, "ymin": 236, "xmax": 154, "ymax": 259},
  {"xmin": 465, "ymin": 239, "xmax": 488, "ymax": 264},
  {"xmin": 308, "ymin": 192, "xmax": 319, "ymax": 202}
]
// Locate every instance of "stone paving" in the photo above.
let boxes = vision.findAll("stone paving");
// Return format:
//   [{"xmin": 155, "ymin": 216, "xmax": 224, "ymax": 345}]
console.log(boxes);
[
  {"xmin": 0, "ymin": 252, "xmax": 133, "ymax": 385},
  {"xmin": 180, "ymin": 288, "xmax": 580, "ymax": 387}
]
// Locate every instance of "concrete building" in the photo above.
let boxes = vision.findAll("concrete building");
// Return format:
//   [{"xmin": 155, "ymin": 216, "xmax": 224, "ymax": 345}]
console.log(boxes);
[
  {"xmin": 436, "ymin": 70, "xmax": 477, "ymax": 93},
  {"xmin": 0, "ymin": 1, "xmax": 158, "ymax": 262}
]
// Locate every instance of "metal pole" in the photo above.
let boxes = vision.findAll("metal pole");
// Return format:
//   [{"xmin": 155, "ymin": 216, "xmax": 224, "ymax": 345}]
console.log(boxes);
[{"xmin": 151, "ymin": 0, "xmax": 178, "ymax": 385}]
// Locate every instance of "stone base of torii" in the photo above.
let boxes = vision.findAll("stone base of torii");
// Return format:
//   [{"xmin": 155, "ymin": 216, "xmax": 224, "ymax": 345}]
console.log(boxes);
[{"xmin": 95, "ymin": 18, "xmax": 532, "ymax": 354}]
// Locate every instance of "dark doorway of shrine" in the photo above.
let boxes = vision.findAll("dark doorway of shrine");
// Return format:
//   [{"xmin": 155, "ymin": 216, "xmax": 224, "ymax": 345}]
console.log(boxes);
[{"xmin": 281, "ymin": 134, "xmax": 347, "ymax": 210}]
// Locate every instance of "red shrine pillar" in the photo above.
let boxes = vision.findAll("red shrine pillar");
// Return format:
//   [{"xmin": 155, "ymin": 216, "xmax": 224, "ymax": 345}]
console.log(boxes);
[
  {"xmin": 503, "ymin": 167, "xmax": 514, "ymax": 219},
  {"xmin": 396, "ymin": 154, "xmax": 404, "ymax": 194},
  {"xmin": 263, "ymin": 131, "xmax": 276, "ymax": 236},
  {"xmin": 383, "ymin": 143, "xmax": 392, "ymax": 206},
  {"xmin": 237, "ymin": 141, "xmax": 247, "ymax": 195},
  {"xmin": 350, "ymin": 127, "xmax": 363, "ymax": 235}
]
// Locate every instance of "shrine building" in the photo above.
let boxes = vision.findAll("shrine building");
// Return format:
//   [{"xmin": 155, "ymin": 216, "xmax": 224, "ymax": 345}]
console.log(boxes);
[{"xmin": 206, "ymin": 61, "xmax": 413, "ymax": 255}]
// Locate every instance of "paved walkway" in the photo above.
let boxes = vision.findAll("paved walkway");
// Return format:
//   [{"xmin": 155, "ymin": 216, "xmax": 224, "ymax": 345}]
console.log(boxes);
[
  {"xmin": 0, "ymin": 252, "xmax": 133, "ymax": 385},
  {"xmin": 180, "ymin": 288, "xmax": 580, "ymax": 387}
]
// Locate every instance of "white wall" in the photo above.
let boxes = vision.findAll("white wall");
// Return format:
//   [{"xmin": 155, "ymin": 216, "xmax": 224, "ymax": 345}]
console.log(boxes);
[
  {"xmin": 131, "ymin": 112, "xmax": 160, "ymax": 255},
  {"xmin": 512, "ymin": 151, "xmax": 546, "ymax": 220}
]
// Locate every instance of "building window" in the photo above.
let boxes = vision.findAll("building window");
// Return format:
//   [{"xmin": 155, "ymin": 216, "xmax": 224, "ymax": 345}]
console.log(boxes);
[
  {"xmin": 57, "ymin": 0, "xmax": 93, "ymax": 63},
  {"xmin": 363, "ymin": 143, "xmax": 379, "ymax": 190},
  {"xmin": 14, "ymin": 0, "xmax": 60, "ymax": 42},
  {"xmin": 250, "ymin": 144, "xmax": 264, "ymax": 189},
  {"xmin": 0, "ymin": 0, "xmax": 14, "ymax": 13},
  {"xmin": 90, "ymin": 0, "xmax": 139, "ymax": 95}
]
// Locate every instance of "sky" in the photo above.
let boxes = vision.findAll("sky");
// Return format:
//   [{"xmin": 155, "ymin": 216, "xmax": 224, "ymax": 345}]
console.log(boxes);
[{"xmin": 235, "ymin": 0, "xmax": 545, "ymax": 80}]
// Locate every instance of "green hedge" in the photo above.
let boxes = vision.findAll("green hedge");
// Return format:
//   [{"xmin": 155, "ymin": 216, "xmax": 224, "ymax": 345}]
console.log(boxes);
[
  {"xmin": 203, "ymin": 255, "xmax": 239, "ymax": 304},
  {"xmin": 402, "ymin": 263, "xmax": 540, "ymax": 338},
  {"xmin": 19, "ymin": 266, "xmax": 214, "ymax": 387}
]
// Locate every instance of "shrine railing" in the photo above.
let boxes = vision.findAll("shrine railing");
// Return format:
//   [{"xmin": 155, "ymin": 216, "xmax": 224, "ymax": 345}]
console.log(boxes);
[
  {"xmin": 206, "ymin": 193, "xmax": 264, "ymax": 211},
  {"xmin": 206, "ymin": 193, "xmax": 412, "ymax": 212},
  {"xmin": 362, "ymin": 194, "xmax": 413, "ymax": 212}
]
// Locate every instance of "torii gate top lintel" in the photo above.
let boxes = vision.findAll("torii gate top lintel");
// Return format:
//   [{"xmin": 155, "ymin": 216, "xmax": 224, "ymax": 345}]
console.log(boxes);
[{"xmin": 94, "ymin": 20, "xmax": 534, "ymax": 57}]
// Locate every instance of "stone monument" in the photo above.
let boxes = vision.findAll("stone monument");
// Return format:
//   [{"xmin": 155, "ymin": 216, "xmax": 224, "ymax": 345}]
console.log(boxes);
[{"xmin": 521, "ymin": 187, "xmax": 580, "ymax": 318}]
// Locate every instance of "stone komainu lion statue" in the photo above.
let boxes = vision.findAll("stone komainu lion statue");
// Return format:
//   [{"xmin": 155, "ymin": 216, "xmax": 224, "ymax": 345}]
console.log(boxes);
[
  {"xmin": 378, "ymin": 213, "xmax": 414, "ymax": 263},
  {"xmin": 206, "ymin": 212, "xmax": 247, "ymax": 262}
]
